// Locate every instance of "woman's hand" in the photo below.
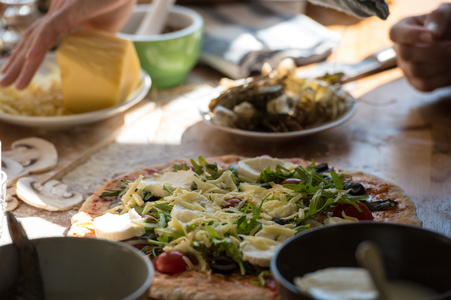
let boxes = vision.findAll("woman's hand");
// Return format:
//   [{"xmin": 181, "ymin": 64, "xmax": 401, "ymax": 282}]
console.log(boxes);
[
  {"xmin": 389, "ymin": 3, "xmax": 451, "ymax": 92},
  {"xmin": 0, "ymin": 0, "xmax": 136, "ymax": 90}
]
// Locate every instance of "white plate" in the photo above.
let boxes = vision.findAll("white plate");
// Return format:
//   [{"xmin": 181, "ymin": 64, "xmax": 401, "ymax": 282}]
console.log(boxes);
[
  {"xmin": 199, "ymin": 86, "xmax": 358, "ymax": 141},
  {"xmin": 0, "ymin": 53, "xmax": 151, "ymax": 129}
]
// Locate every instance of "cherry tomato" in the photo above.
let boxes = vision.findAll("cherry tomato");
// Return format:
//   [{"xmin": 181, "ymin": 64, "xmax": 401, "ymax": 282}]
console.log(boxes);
[
  {"xmin": 265, "ymin": 277, "xmax": 278, "ymax": 291},
  {"xmin": 154, "ymin": 251, "xmax": 188, "ymax": 275},
  {"xmin": 332, "ymin": 201, "xmax": 374, "ymax": 221},
  {"xmin": 224, "ymin": 197, "xmax": 243, "ymax": 208},
  {"xmin": 280, "ymin": 178, "xmax": 302, "ymax": 185}
]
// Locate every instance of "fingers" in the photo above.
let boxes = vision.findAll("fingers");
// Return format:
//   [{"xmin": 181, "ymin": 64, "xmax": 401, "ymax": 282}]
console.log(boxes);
[
  {"xmin": 0, "ymin": 0, "xmax": 135, "ymax": 89},
  {"xmin": 403, "ymin": 70, "xmax": 451, "ymax": 92},
  {"xmin": 0, "ymin": 3, "xmax": 72, "ymax": 89},
  {"xmin": 389, "ymin": 15, "xmax": 434, "ymax": 44},
  {"xmin": 0, "ymin": 28, "xmax": 34, "ymax": 88},
  {"xmin": 394, "ymin": 43, "xmax": 451, "ymax": 92},
  {"xmin": 394, "ymin": 43, "xmax": 451, "ymax": 63},
  {"xmin": 424, "ymin": 3, "xmax": 451, "ymax": 39}
]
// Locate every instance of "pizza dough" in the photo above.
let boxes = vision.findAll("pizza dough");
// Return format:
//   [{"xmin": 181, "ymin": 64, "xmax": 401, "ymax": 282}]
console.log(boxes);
[{"xmin": 67, "ymin": 155, "xmax": 422, "ymax": 300}]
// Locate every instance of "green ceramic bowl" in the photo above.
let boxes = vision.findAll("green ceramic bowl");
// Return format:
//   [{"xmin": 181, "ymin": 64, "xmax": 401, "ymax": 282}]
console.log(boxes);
[{"xmin": 118, "ymin": 5, "xmax": 203, "ymax": 89}]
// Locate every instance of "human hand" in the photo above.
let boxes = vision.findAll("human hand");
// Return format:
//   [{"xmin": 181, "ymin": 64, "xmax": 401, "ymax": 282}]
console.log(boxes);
[
  {"xmin": 389, "ymin": 3, "xmax": 451, "ymax": 92},
  {"xmin": 0, "ymin": 0, "xmax": 136, "ymax": 90}
]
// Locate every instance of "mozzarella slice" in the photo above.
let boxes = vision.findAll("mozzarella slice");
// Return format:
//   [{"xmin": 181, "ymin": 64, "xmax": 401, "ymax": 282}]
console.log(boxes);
[
  {"xmin": 94, "ymin": 209, "xmax": 146, "ymax": 241},
  {"xmin": 237, "ymin": 157, "xmax": 293, "ymax": 183},
  {"xmin": 142, "ymin": 170, "xmax": 196, "ymax": 197},
  {"xmin": 255, "ymin": 224, "xmax": 295, "ymax": 243},
  {"xmin": 240, "ymin": 236, "xmax": 280, "ymax": 267},
  {"xmin": 171, "ymin": 203, "xmax": 202, "ymax": 223}
]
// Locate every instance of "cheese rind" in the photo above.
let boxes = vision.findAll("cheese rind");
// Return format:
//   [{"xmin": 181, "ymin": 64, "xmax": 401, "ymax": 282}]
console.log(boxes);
[{"xmin": 56, "ymin": 30, "xmax": 141, "ymax": 113}]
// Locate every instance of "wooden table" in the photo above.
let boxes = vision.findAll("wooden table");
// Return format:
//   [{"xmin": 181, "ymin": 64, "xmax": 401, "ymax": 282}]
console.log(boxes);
[{"xmin": 1, "ymin": 0, "xmax": 450, "ymax": 246}]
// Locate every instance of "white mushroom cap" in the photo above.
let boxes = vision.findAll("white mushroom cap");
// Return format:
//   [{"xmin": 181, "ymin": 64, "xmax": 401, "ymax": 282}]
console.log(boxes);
[
  {"xmin": 3, "ymin": 137, "xmax": 58, "ymax": 174},
  {"xmin": 16, "ymin": 177, "xmax": 83, "ymax": 211}
]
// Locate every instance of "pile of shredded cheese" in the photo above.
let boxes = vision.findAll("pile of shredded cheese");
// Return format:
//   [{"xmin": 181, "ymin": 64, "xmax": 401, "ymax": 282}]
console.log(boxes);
[{"xmin": 0, "ymin": 63, "xmax": 68, "ymax": 116}]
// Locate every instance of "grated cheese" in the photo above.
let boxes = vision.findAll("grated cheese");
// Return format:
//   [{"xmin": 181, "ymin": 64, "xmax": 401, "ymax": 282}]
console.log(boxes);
[
  {"xmin": 94, "ymin": 157, "xmax": 370, "ymax": 271},
  {"xmin": 0, "ymin": 63, "xmax": 68, "ymax": 116}
]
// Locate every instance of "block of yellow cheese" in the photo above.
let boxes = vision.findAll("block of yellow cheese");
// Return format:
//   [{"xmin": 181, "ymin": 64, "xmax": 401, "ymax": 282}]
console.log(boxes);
[{"xmin": 56, "ymin": 30, "xmax": 141, "ymax": 114}]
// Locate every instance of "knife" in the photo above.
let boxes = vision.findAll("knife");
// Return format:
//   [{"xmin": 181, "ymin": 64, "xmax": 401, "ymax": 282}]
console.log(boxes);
[{"xmin": 298, "ymin": 46, "xmax": 397, "ymax": 84}]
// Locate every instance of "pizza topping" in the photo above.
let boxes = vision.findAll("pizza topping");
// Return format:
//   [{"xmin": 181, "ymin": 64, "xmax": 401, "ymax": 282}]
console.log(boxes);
[
  {"xmin": 332, "ymin": 201, "xmax": 374, "ymax": 221},
  {"xmin": 343, "ymin": 182, "xmax": 366, "ymax": 196},
  {"xmin": 208, "ymin": 255, "xmax": 239, "ymax": 274},
  {"xmin": 93, "ymin": 157, "xmax": 385, "ymax": 277},
  {"xmin": 280, "ymin": 178, "xmax": 302, "ymax": 185},
  {"xmin": 364, "ymin": 199, "xmax": 398, "ymax": 211},
  {"xmin": 224, "ymin": 197, "xmax": 243, "ymax": 208},
  {"xmin": 93, "ymin": 208, "xmax": 147, "ymax": 241},
  {"xmin": 237, "ymin": 157, "xmax": 294, "ymax": 183},
  {"xmin": 141, "ymin": 170, "xmax": 197, "ymax": 198},
  {"xmin": 240, "ymin": 236, "xmax": 280, "ymax": 267},
  {"xmin": 313, "ymin": 162, "xmax": 330, "ymax": 173},
  {"xmin": 154, "ymin": 250, "xmax": 188, "ymax": 275}
]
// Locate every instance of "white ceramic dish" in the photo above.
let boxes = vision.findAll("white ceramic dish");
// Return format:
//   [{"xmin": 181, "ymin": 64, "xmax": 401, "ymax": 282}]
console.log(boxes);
[
  {"xmin": 0, "ymin": 53, "xmax": 151, "ymax": 129},
  {"xmin": 199, "ymin": 87, "xmax": 358, "ymax": 141},
  {"xmin": 0, "ymin": 237, "xmax": 154, "ymax": 299}
]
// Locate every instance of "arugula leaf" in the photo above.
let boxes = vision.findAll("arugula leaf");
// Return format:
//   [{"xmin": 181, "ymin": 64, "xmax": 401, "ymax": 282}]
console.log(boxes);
[
  {"xmin": 330, "ymin": 170, "xmax": 343, "ymax": 189},
  {"xmin": 190, "ymin": 156, "xmax": 220, "ymax": 178},
  {"xmin": 99, "ymin": 180, "xmax": 132, "ymax": 198},
  {"xmin": 205, "ymin": 226, "xmax": 245, "ymax": 274},
  {"xmin": 293, "ymin": 224, "xmax": 311, "ymax": 233},
  {"xmin": 257, "ymin": 165, "xmax": 295, "ymax": 184},
  {"xmin": 173, "ymin": 162, "xmax": 190, "ymax": 172},
  {"xmin": 235, "ymin": 195, "xmax": 268, "ymax": 235}
]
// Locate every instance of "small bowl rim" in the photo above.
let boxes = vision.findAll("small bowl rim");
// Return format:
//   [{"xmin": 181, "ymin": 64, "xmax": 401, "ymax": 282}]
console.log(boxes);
[
  {"xmin": 270, "ymin": 222, "xmax": 451, "ymax": 298},
  {"xmin": 0, "ymin": 236, "xmax": 154, "ymax": 300},
  {"xmin": 117, "ymin": 4, "xmax": 203, "ymax": 42}
]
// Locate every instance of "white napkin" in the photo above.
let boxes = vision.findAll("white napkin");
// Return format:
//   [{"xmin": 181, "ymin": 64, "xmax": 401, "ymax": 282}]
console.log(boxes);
[
  {"xmin": 194, "ymin": 2, "xmax": 340, "ymax": 79},
  {"xmin": 309, "ymin": 0, "xmax": 389, "ymax": 20}
]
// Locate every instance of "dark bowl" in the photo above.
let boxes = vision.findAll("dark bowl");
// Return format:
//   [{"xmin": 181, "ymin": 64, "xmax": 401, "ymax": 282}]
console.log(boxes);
[{"xmin": 270, "ymin": 222, "xmax": 451, "ymax": 300}]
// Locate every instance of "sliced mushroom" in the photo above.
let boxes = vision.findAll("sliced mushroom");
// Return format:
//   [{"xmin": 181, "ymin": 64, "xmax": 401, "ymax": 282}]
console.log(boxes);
[
  {"xmin": 2, "ymin": 157, "xmax": 26, "ymax": 186},
  {"xmin": 16, "ymin": 177, "xmax": 83, "ymax": 211},
  {"xmin": 5, "ymin": 196, "xmax": 19, "ymax": 212},
  {"xmin": 5, "ymin": 186, "xmax": 19, "ymax": 211},
  {"xmin": 3, "ymin": 137, "xmax": 58, "ymax": 174}
]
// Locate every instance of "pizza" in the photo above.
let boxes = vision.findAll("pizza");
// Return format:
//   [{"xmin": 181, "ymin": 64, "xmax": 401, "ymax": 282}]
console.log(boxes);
[{"xmin": 67, "ymin": 155, "xmax": 422, "ymax": 300}]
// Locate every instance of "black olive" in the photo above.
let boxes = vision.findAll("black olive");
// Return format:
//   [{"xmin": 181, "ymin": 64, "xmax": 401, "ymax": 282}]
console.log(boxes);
[
  {"xmin": 343, "ymin": 182, "xmax": 366, "ymax": 195},
  {"xmin": 314, "ymin": 163, "xmax": 330, "ymax": 173},
  {"xmin": 365, "ymin": 199, "xmax": 398, "ymax": 211},
  {"xmin": 208, "ymin": 256, "xmax": 238, "ymax": 274},
  {"xmin": 272, "ymin": 217, "xmax": 287, "ymax": 225}
]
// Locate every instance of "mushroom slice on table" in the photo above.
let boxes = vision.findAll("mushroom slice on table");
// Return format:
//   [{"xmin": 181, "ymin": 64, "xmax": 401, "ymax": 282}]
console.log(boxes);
[
  {"xmin": 5, "ymin": 191, "xmax": 19, "ymax": 212},
  {"xmin": 2, "ymin": 157, "xmax": 26, "ymax": 186},
  {"xmin": 16, "ymin": 177, "xmax": 83, "ymax": 211},
  {"xmin": 3, "ymin": 137, "xmax": 58, "ymax": 174}
]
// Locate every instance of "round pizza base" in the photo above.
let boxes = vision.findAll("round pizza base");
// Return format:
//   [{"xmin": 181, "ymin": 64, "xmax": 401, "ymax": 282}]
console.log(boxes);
[{"xmin": 67, "ymin": 154, "xmax": 422, "ymax": 300}]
